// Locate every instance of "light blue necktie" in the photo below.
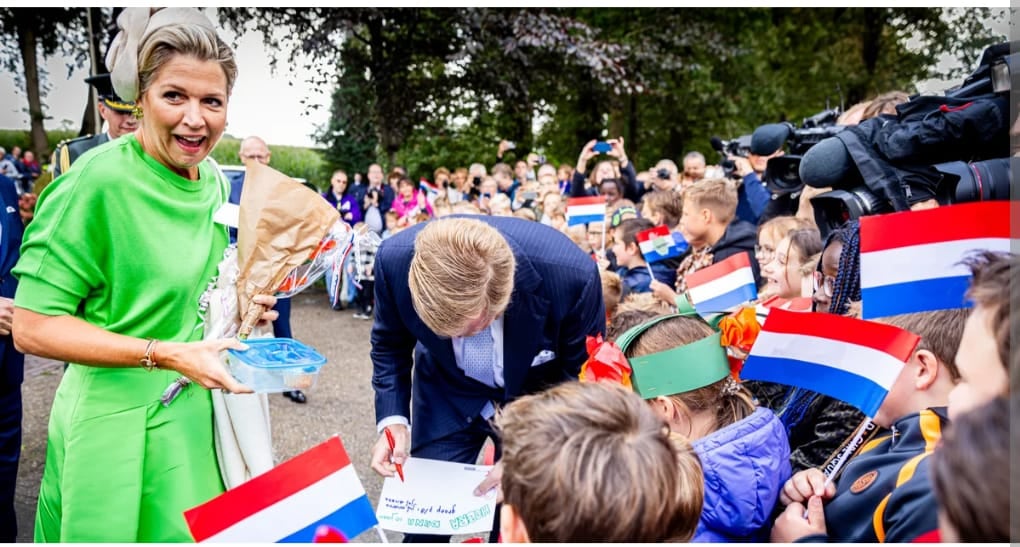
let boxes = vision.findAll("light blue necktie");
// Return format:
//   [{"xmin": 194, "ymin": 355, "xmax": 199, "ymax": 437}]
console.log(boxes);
[{"xmin": 462, "ymin": 328, "xmax": 496, "ymax": 387}]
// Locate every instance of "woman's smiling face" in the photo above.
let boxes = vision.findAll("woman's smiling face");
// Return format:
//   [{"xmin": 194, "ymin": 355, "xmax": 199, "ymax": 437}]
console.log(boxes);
[{"xmin": 136, "ymin": 54, "xmax": 228, "ymax": 179}]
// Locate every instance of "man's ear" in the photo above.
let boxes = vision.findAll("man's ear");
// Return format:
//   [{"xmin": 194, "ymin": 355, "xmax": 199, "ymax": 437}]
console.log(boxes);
[
  {"xmin": 700, "ymin": 207, "xmax": 713, "ymax": 224},
  {"xmin": 500, "ymin": 504, "xmax": 531, "ymax": 543},
  {"xmin": 913, "ymin": 349, "xmax": 940, "ymax": 390}
]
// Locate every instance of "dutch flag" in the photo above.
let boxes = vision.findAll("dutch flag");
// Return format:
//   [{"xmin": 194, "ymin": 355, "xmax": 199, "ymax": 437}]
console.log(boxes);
[
  {"xmin": 859, "ymin": 201, "xmax": 1016, "ymax": 319},
  {"xmin": 741, "ymin": 308, "xmax": 921, "ymax": 417},
  {"xmin": 566, "ymin": 196, "xmax": 607, "ymax": 227},
  {"xmin": 636, "ymin": 225, "xmax": 682, "ymax": 263},
  {"xmin": 184, "ymin": 436, "xmax": 379, "ymax": 543},
  {"xmin": 685, "ymin": 252, "xmax": 758, "ymax": 315}
]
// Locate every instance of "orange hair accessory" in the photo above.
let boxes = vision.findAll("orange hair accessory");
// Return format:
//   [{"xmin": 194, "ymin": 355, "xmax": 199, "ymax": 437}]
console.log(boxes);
[{"xmin": 579, "ymin": 334, "xmax": 632, "ymax": 388}]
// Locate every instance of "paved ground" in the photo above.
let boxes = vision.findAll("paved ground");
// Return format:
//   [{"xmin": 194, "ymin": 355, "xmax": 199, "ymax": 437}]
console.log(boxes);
[{"xmin": 14, "ymin": 286, "xmax": 480, "ymax": 542}]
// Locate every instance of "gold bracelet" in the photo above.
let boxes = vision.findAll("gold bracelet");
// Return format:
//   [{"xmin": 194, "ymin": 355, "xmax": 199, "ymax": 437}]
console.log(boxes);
[{"xmin": 140, "ymin": 339, "xmax": 159, "ymax": 372}]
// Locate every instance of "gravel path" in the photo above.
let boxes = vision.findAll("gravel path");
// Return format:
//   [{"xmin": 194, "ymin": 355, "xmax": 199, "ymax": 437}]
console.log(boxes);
[{"xmin": 14, "ymin": 286, "xmax": 481, "ymax": 542}]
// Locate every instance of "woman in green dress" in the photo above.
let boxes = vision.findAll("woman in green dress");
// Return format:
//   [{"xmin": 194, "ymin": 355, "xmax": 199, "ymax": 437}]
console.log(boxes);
[{"xmin": 12, "ymin": 8, "xmax": 276, "ymax": 542}]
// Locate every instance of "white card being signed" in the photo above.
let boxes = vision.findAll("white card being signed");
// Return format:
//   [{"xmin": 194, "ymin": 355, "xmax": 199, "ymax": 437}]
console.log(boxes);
[{"xmin": 376, "ymin": 457, "xmax": 496, "ymax": 535}]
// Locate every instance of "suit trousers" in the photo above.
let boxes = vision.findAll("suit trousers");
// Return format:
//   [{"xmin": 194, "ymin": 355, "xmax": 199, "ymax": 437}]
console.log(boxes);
[
  {"xmin": 402, "ymin": 414, "xmax": 501, "ymax": 543},
  {"xmin": 0, "ymin": 383, "xmax": 22, "ymax": 542}
]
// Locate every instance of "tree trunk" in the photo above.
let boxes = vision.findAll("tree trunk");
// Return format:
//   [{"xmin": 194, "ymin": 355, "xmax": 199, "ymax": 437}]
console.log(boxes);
[
  {"xmin": 79, "ymin": 96, "xmax": 97, "ymax": 137},
  {"xmin": 17, "ymin": 22, "xmax": 48, "ymax": 158}
]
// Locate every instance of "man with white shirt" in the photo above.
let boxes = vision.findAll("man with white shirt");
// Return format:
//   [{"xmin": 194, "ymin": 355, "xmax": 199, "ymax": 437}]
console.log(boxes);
[{"xmin": 369, "ymin": 216, "xmax": 605, "ymax": 543}]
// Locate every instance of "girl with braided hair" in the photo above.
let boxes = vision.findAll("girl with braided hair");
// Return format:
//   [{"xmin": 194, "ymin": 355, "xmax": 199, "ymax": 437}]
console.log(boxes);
[
  {"xmin": 745, "ymin": 221, "xmax": 865, "ymax": 473},
  {"xmin": 813, "ymin": 221, "xmax": 861, "ymax": 316}
]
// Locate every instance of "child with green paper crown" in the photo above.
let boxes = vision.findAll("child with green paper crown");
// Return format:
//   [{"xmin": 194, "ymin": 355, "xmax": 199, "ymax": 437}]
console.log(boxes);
[{"xmin": 594, "ymin": 313, "xmax": 792, "ymax": 542}]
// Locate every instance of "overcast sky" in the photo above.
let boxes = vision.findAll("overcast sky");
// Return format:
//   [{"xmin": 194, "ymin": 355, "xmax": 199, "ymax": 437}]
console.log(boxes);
[{"xmin": 0, "ymin": 5, "xmax": 1011, "ymax": 149}]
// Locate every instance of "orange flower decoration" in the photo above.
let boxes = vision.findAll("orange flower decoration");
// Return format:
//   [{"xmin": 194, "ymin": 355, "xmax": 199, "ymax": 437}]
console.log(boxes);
[
  {"xmin": 718, "ymin": 306, "xmax": 762, "ymax": 354},
  {"xmin": 579, "ymin": 334, "xmax": 632, "ymax": 388}
]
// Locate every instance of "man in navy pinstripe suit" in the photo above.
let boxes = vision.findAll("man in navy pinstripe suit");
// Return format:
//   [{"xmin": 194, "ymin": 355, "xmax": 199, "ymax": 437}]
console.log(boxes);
[
  {"xmin": 369, "ymin": 216, "xmax": 605, "ymax": 542},
  {"xmin": 0, "ymin": 173, "xmax": 23, "ymax": 541}
]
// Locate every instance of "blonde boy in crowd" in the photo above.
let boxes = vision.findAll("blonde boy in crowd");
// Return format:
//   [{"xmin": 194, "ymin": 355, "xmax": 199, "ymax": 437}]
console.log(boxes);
[{"xmin": 497, "ymin": 381, "xmax": 703, "ymax": 543}]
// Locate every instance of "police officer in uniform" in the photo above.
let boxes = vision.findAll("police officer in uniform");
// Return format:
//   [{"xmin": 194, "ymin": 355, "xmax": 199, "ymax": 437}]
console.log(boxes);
[{"xmin": 51, "ymin": 73, "xmax": 138, "ymax": 178}]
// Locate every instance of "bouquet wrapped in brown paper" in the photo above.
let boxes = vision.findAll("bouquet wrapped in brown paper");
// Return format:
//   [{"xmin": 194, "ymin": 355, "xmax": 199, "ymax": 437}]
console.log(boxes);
[{"xmin": 235, "ymin": 162, "xmax": 340, "ymax": 338}]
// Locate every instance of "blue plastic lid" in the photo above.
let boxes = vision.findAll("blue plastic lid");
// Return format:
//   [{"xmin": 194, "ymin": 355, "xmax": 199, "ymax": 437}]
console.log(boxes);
[{"xmin": 226, "ymin": 338, "xmax": 327, "ymax": 369}]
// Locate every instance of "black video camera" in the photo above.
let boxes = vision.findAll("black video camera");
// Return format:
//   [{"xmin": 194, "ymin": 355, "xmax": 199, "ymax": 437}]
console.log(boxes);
[
  {"xmin": 710, "ymin": 135, "xmax": 751, "ymax": 180},
  {"xmin": 806, "ymin": 41, "xmax": 1016, "ymax": 236},
  {"xmin": 752, "ymin": 108, "xmax": 846, "ymax": 196}
]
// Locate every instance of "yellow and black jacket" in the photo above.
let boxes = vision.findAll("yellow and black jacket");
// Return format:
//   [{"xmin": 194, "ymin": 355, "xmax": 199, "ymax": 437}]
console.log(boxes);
[
  {"xmin": 800, "ymin": 407, "xmax": 946, "ymax": 543},
  {"xmin": 51, "ymin": 133, "xmax": 109, "ymax": 178}
]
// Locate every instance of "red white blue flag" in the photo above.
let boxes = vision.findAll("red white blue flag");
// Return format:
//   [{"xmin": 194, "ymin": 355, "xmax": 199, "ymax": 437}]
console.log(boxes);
[
  {"xmin": 859, "ymin": 201, "xmax": 1016, "ymax": 319},
  {"xmin": 185, "ymin": 436, "xmax": 378, "ymax": 543},
  {"xmin": 685, "ymin": 252, "xmax": 758, "ymax": 315},
  {"xmin": 566, "ymin": 196, "xmax": 607, "ymax": 226},
  {"xmin": 636, "ymin": 225, "xmax": 682, "ymax": 263},
  {"xmin": 741, "ymin": 308, "xmax": 920, "ymax": 417}
]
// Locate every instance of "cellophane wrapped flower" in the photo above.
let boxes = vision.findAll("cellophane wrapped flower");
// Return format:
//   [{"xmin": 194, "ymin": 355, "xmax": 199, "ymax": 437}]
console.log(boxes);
[{"xmin": 579, "ymin": 334, "xmax": 632, "ymax": 388}]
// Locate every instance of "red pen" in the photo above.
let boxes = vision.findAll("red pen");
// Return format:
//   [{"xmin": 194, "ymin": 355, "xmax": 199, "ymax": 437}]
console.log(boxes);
[{"xmin": 384, "ymin": 427, "xmax": 405, "ymax": 482}]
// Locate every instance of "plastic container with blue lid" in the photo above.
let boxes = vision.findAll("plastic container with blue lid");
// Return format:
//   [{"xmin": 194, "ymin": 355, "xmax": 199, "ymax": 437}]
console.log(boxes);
[{"xmin": 223, "ymin": 338, "xmax": 327, "ymax": 393}]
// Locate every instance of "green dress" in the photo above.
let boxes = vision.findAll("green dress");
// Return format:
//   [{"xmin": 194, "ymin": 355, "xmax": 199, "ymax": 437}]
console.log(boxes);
[{"xmin": 14, "ymin": 135, "xmax": 229, "ymax": 542}]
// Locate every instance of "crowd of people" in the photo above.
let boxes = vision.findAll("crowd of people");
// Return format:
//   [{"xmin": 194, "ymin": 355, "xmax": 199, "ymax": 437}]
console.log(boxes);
[{"xmin": 0, "ymin": 6, "xmax": 1013, "ymax": 544}]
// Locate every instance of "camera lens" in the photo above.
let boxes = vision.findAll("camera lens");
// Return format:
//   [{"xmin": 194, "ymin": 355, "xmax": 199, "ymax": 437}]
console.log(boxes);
[
  {"xmin": 764, "ymin": 156, "xmax": 806, "ymax": 194},
  {"xmin": 935, "ymin": 158, "xmax": 1011, "ymax": 203}
]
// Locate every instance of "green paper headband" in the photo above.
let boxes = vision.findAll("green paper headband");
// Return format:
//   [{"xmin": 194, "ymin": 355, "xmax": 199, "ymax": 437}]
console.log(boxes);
[{"xmin": 615, "ymin": 314, "xmax": 732, "ymax": 400}]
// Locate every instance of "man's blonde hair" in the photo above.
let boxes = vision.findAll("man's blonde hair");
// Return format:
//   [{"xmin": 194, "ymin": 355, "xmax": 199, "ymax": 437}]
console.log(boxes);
[
  {"xmin": 684, "ymin": 177, "xmax": 738, "ymax": 224},
  {"xmin": 497, "ymin": 381, "xmax": 703, "ymax": 542},
  {"xmin": 409, "ymin": 218, "xmax": 516, "ymax": 337}
]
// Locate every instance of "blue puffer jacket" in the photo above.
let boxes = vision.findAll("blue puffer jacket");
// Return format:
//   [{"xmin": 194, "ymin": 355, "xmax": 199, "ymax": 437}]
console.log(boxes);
[{"xmin": 691, "ymin": 406, "xmax": 792, "ymax": 542}]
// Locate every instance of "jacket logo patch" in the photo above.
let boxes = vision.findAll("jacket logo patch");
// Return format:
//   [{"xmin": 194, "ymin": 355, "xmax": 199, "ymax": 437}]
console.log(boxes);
[{"xmin": 850, "ymin": 470, "xmax": 879, "ymax": 494}]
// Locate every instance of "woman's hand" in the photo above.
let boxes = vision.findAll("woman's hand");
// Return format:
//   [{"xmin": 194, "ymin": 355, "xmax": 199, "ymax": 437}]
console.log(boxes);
[
  {"xmin": 157, "ymin": 337, "xmax": 253, "ymax": 394},
  {"xmin": 607, "ymin": 136, "xmax": 629, "ymax": 167},
  {"xmin": 252, "ymin": 294, "xmax": 279, "ymax": 327},
  {"xmin": 576, "ymin": 139, "xmax": 597, "ymax": 172}
]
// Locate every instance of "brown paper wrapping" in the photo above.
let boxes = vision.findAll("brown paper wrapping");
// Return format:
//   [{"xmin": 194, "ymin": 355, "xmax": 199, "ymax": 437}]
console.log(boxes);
[{"xmin": 236, "ymin": 162, "xmax": 340, "ymax": 335}]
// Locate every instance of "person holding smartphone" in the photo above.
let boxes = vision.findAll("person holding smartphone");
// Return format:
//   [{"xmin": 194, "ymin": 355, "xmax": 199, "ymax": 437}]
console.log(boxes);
[{"xmin": 570, "ymin": 137, "xmax": 644, "ymax": 202}]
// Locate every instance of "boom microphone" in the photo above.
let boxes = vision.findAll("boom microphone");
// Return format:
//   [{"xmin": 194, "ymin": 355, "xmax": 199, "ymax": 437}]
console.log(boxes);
[
  {"xmin": 798, "ymin": 136, "xmax": 859, "ymax": 188},
  {"xmin": 750, "ymin": 123, "xmax": 794, "ymax": 156},
  {"xmin": 709, "ymin": 136, "xmax": 726, "ymax": 152}
]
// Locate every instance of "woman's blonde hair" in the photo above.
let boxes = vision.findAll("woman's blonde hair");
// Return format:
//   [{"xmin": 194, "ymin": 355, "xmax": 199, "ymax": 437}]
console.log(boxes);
[
  {"xmin": 138, "ymin": 23, "xmax": 238, "ymax": 100},
  {"xmin": 625, "ymin": 316, "xmax": 755, "ymax": 435},
  {"xmin": 409, "ymin": 218, "xmax": 515, "ymax": 337}
]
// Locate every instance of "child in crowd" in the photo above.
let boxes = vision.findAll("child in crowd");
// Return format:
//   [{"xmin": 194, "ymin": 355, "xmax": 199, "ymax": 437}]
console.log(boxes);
[
  {"xmin": 606, "ymin": 308, "xmax": 658, "ymax": 341},
  {"xmin": 649, "ymin": 177, "xmax": 759, "ymax": 308},
  {"xmin": 755, "ymin": 215, "xmax": 813, "ymax": 274},
  {"xmin": 599, "ymin": 270, "xmax": 622, "ymax": 324},
  {"xmin": 612, "ymin": 218, "xmax": 674, "ymax": 298},
  {"xmin": 349, "ymin": 223, "xmax": 379, "ymax": 320},
  {"xmin": 432, "ymin": 195, "xmax": 453, "ymax": 218},
  {"xmin": 772, "ymin": 308, "xmax": 967, "ymax": 543},
  {"xmin": 381, "ymin": 210, "xmax": 400, "ymax": 239},
  {"xmin": 488, "ymin": 193, "xmax": 513, "ymax": 216},
  {"xmin": 760, "ymin": 227, "xmax": 822, "ymax": 300},
  {"xmin": 746, "ymin": 220, "xmax": 866, "ymax": 472},
  {"xmin": 512, "ymin": 207, "xmax": 537, "ymax": 222},
  {"xmin": 496, "ymin": 381, "xmax": 704, "ymax": 542},
  {"xmin": 930, "ymin": 396, "xmax": 1013, "ymax": 542},
  {"xmin": 949, "ymin": 250, "xmax": 1014, "ymax": 417},
  {"xmin": 618, "ymin": 314, "xmax": 791, "ymax": 542}
]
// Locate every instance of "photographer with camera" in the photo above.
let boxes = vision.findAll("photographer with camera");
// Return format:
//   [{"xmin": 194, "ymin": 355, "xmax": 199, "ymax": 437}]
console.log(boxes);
[
  {"xmin": 645, "ymin": 159, "xmax": 680, "ymax": 194},
  {"xmin": 733, "ymin": 146, "xmax": 780, "ymax": 225},
  {"xmin": 350, "ymin": 163, "xmax": 396, "ymax": 236},
  {"xmin": 571, "ymin": 137, "xmax": 644, "ymax": 202}
]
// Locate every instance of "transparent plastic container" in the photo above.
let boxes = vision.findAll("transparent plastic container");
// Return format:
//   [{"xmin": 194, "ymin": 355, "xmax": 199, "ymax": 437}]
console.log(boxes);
[{"xmin": 224, "ymin": 338, "xmax": 327, "ymax": 393}]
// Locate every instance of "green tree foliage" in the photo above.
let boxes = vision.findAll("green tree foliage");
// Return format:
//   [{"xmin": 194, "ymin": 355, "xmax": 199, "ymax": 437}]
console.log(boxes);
[
  {"xmin": 221, "ymin": 7, "xmax": 1006, "ymax": 178},
  {"xmin": 0, "ymin": 8, "xmax": 88, "ymax": 157}
]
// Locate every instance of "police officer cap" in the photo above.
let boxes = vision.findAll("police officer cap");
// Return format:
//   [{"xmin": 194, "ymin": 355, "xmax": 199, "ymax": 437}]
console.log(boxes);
[{"xmin": 84, "ymin": 73, "xmax": 135, "ymax": 113}]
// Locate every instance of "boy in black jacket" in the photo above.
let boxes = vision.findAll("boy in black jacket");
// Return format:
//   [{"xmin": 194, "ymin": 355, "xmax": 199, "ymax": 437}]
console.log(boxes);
[{"xmin": 771, "ymin": 309, "xmax": 967, "ymax": 543}]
